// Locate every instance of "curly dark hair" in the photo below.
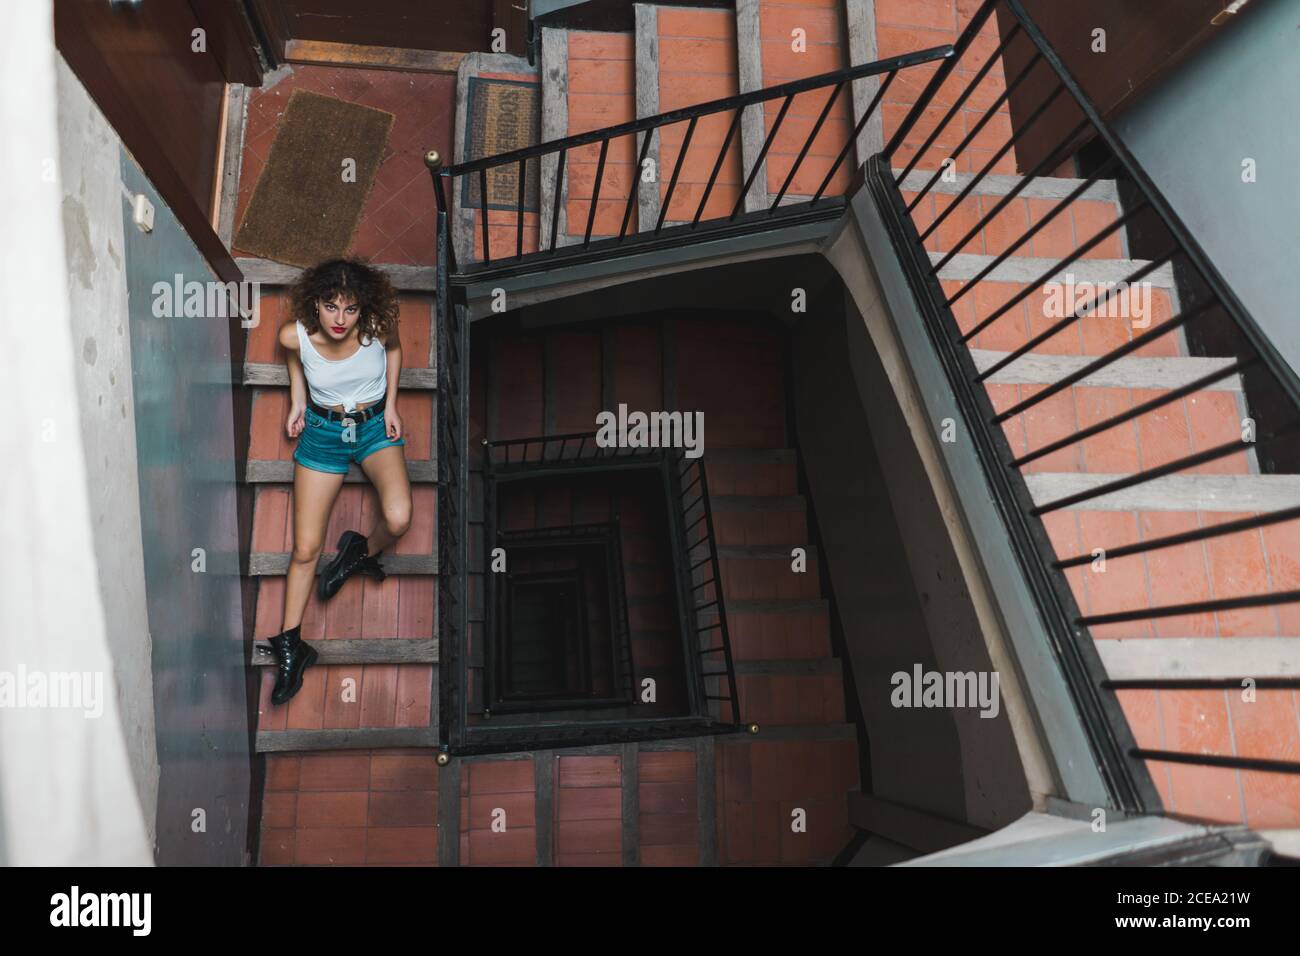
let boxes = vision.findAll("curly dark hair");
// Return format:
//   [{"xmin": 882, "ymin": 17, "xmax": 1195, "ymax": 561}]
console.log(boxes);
[{"xmin": 289, "ymin": 258, "xmax": 400, "ymax": 345}]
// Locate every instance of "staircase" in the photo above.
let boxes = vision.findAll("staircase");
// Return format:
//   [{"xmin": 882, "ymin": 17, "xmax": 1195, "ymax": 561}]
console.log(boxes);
[
  {"xmin": 244, "ymin": 0, "xmax": 1300, "ymax": 865},
  {"xmin": 463, "ymin": 314, "xmax": 858, "ymax": 864}
]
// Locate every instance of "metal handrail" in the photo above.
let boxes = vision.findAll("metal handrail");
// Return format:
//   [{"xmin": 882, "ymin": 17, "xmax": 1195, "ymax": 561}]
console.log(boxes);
[
  {"xmin": 431, "ymin": 44, "xmax": 954, "ymax": 267},
  {"xmin": 873, "ymin": 0, "xmax": 1300, "ymax": 811},
  {"xmin": 445, "ymin": 46, "xmax": 954, "ymax": 176}
]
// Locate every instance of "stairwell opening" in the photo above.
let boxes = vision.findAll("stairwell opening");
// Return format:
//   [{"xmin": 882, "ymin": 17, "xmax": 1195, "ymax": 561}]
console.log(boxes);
[{"xmin": 467, "ymin": 252, "xmax": 1035, "ymax": 856}]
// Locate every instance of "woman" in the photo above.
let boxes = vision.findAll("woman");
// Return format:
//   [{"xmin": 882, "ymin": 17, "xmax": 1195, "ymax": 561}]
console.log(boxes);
[{"xmin": 266, "ymin": 258, "xmax": 412, "ymax": 705}]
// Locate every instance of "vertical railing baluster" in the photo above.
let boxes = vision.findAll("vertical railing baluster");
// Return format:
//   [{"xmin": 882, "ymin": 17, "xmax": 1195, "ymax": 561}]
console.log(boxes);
[
  {"xmin": 732, "ymin": 93, "xmax": 793, "ymax": 220},
  {"xmin": 584, "ymin": 138, "xmax": 609, "ymax": 247},
  {"xmin": 770, "ymin": 82, "xmax": 843, "ymax": 212},
  {"xmin": 812, "ymin": 70, "xmax": 896, "ymax": 205},
  {"xmin": 657, "ymin": 116, "xmax": 697, "ymax": 233},
  {"xmin": 694, "ymin": 110, "xmax": 741, "ymax": 228},
  {"xmin": 550, "ymin": 148, "xmax": 566, "ymax": 254}
]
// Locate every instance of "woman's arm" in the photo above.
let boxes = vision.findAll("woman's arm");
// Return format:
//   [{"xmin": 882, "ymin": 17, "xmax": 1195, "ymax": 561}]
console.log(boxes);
[
  {"xmin": 279, "ymin": 322, "xmax": 307, "ymax": 438},
  {"xmin": 383, "ymin": 325, "xmax": 403, "ymax": 440}
]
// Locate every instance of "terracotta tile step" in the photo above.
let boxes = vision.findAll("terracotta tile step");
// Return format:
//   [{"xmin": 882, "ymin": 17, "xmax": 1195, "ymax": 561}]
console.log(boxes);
[
  {"xmin": 947, "ymin": 281, "xmax": 1182, "ymax": 360},
  {"xmin": 717, "ymin": 546, "xmax": 821, "ymax": 601},
  {"xmin": 984, "ymin": 380, "xmax": 1250, "ymax": 477},
  {"xmin": 718, "ymin": 666, "xmax": 845, "ymax": 727},
  {"xmin": 710, "ymin": 495, "xmax": 808, "ymax": 545},
  {"xmin": 250, "ymin": 483, "xmax": 436, "ymax": 554},
  {"xmin": 915, "ymin": 190, "xmax": 1125, "ymax": 259},
  {"xmin": 253, "ymin": 569, "xmax": 433, "ymax": 643},
  {"xmin": 257, "ymin": 662, "xmax": 435, "ymax": 738},
  {"xmin": 1040, "ymin": 502, "xmax": 1300, "ymax": 641},
  {"xmin": 705, "ymin": 449, "xmax": 798, "ymax": 496},
  {"xmin": 723, "ymin": 598, "xmax": 832, "ymax": 661}
]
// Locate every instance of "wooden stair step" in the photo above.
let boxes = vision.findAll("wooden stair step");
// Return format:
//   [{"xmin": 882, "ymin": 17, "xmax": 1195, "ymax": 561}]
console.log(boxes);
[
  {"xmin": 248, "ymin": 552, "xmax": 438, "ymax": 576},
  {"xmin": 235, "ymin": 257, "xmax": 437, "ymax": 291},
  {"xmin": 255, "ymin": 726, "xmax": 437, "ymax": 753},
  {"xmin": 250, "ymin": 638, "xmax": 438, "ymax": 667},
  {"xmin": 246, "ymin": 459, "xmax": 439, "ymax": 483}
]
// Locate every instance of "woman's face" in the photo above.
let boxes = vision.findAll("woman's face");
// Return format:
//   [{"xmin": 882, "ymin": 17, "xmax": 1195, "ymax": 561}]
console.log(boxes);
[{"xmin": 316, "ymin": 293, "xmax": 360, "ymax": 341}]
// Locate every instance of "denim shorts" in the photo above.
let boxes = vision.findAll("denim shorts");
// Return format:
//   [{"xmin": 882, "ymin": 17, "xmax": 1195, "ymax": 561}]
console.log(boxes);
[{"xmin": 293, "ymin": 405, "xmax": 405, "ymax": 474}]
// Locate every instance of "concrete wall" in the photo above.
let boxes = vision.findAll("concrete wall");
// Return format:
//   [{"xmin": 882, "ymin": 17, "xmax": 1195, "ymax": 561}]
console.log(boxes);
[
  {"xmin": 792, "ymin": 287, "xmax": 1031, "ymax": 831},
  {"xmin": 1112, "ymin": 0, "xmax": 1300, "ymax": 374},
  {"xmin": 56, "ymin": 55, "xmax": 160, "ymax": 849},
  {"xmin": 119, "ymin": 151, "xmax": 252, "ymax": 867},
  {"xmin": 55, "ymin": 53, "xmax": 252, "ymax": 865}
]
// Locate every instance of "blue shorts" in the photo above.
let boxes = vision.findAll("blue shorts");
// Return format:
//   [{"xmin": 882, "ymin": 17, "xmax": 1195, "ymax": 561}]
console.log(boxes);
[{"xmin": 293, "ymin": 405, "xmax": 405, "ymax": 474}]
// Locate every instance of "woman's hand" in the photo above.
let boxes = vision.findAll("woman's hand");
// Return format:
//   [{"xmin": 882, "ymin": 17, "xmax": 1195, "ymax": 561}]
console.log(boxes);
[
  {"xmin": 385, "ymin": 408, "xmax": 403, "ymax": 441},
  {"xmin": 286, "ymin": 403, "xmax": 305, "ymax": 439}
]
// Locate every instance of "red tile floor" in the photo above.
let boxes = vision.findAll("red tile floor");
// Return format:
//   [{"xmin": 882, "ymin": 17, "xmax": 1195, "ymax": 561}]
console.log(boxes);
[{"xmin": 234, "ymin": 63, "xmax": 456, "ymax": 265}]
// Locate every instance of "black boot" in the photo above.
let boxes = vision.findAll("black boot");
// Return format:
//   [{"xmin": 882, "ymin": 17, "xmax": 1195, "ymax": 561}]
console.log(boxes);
[
  {"xmin": 268, "ymin": 625, "xmax": 317, "ymax": 705},
  {"xmin": 317, "ymin": 530, "xmax": 386, "ymax": 601}
]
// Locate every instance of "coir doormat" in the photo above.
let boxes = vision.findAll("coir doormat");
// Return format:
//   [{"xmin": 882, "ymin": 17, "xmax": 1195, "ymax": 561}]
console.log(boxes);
[
  {"xmin": 234, "ymin": 89, "xmax": 394, "ymax": 267},
  {"xmin": 461, "ymin": 77, "xmax": 540, "ymax": 212}
]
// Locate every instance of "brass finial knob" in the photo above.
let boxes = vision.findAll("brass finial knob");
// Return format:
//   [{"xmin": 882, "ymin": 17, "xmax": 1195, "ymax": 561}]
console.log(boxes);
[
  {"xmin": 436, "ymin": 752, "xmax": 450, "ymax": 766},
  {"xmin": 424, "ymin": 149, "xmax": 442, "ymax": 170},
  {"xmin": 747, "ymin": 723, "xmax": 760, "ymax": 735}
]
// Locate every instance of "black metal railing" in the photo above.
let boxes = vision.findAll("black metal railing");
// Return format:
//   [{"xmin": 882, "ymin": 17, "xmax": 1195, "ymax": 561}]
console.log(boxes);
[
  {"xmin": 488, "ymin": 521, "xmax": 637, "ymax": 713},
  {"xmin": 428, "ymin": 0, "xmax": 1300, "ymax": 795},
  {"xmin": 430, "ymin": 45, "xmax": 954, "ymax": 274},
  {"xmin": 433, "ymin": 186, "xmax": 469, "ymax": 754},
  {"xmin": 436, "ymin": 428, "xmax": 742, "ymax": 754},
  {"xmin": 672, "ymin": 453, "xmax": 740, "ymax": 724},
  {"xmin": 870, "ymin": 0, "xmax": 1300, "ymax": 811}
]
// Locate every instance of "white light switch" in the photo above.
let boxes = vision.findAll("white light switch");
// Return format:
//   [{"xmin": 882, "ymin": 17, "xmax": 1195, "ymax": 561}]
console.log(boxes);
[{"xmin": 132, "ymin": 193, "xmax": 154, "ymax": 233}]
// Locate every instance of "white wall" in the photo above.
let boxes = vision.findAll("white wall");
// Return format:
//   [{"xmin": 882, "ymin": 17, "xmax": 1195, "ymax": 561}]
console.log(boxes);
[{"xmin": 0, "ymin": 0, "xmax": 153, "ymax": 865}]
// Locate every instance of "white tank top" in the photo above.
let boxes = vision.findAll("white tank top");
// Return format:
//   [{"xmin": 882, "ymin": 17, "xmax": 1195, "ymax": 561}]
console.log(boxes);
[{"xmin": 296, "ymin": 321, "xmax": 388, "ymax": 412}]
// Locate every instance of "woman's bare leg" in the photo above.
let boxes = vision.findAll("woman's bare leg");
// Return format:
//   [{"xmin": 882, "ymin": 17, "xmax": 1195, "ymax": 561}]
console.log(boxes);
[
  {"xmin": 283, "ymin": 464, "xmax": 346, "ymax": 630},
  {"xmin": 359, "ymin": 446, "xmax": 412, "ymax": 554}
]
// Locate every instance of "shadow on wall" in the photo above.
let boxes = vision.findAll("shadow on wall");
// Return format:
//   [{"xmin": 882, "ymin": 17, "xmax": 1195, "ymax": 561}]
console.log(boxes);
[{"xmin": 791, "ymin": 275, "xmax": 1031, "ymax": 839}]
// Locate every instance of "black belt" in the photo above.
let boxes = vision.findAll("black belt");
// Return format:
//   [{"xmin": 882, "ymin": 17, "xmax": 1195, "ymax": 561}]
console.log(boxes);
[{"xmin": 310, "ymin": 396, "xmax": 386, "ymax": 423}]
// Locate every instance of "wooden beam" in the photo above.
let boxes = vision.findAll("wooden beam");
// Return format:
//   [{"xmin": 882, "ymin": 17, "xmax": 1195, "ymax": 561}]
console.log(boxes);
[
  {"xmin": 256, "ymin": 727, "xmax": 437, "ymax": 752},
  {"xmin": 250, "ymin": 638, "xmax": 438, "ymax": 667},
  {"xmin": 284, "ymin": 39, "xmax": 467, "ymax": 74},
  {"xmin": 246, "ymin": 459, "xmax": 438, "ymax": 484},
  {"xmin": 216, "ymin": 84, "xmax": 249, "ymax": 247},
  {"xmin": 236, "ymin": 257, "xmax": 438, "ymax": 291},
  {"xmin": 248, "ymin": 552, "xmax": 437, "ymax": 576}
]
